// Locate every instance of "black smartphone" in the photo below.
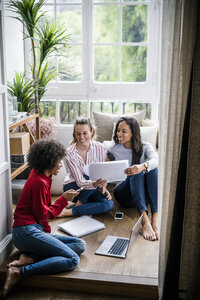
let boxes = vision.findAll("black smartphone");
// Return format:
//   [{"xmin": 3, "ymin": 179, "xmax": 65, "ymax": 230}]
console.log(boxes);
[{"xmin": 114, "ymin": 212, "xmax": 124, "ymax": 220}]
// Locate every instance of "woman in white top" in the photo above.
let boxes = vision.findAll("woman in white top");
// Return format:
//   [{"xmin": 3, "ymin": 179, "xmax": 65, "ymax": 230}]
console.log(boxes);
[
  {"xmin": 107, "ymin": 116, "xmax": 158, "ymax": 241},
  {"xmin": 60, "ymin": 116, "xmax": 113, "ymax": 217}
]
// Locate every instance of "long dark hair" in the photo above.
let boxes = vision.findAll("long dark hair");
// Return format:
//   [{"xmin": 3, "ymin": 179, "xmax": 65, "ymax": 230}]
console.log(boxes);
[
  {"xmin": 71, "ymin": 116, "xmax": 95, "ymax": 145},
  {"xmin": 113, "ymin": 117, "xmax": 143, "ymax": 165}
]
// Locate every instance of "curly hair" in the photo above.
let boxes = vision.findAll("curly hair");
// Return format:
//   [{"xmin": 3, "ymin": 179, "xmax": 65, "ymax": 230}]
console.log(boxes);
[
  {"xmin": 27, "ymin": 139, "xmax": 66, "ymax": 173},
  {"xmin": 113, "ymin": 116, "xmax": 143, "ymax": 165},
  {"xmin": 70, "ymin": 116, "xmax": 95, "ymax": 145}
]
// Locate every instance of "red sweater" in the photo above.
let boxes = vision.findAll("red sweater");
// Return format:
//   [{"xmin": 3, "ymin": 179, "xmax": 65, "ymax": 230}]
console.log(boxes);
[{"xmin": 13, "ymin": 169, "xmax": 68, "ymax": 232}]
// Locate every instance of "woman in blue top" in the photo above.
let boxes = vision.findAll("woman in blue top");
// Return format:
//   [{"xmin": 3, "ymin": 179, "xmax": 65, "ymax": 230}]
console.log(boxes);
[{"xmin": 107, "ymin": 116, "xmax": 158, "ymax": 241}]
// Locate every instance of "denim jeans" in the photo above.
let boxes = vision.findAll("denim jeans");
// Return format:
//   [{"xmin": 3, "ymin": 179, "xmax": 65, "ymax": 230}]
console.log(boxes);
[
  {"xmin": 63, "ymin": 177, "xmax": 113, "ymax": 216},
  {"xmin": 12, "ymin": 224, "xmax": 86, "ymax": 278},
  {"xmin": 113, "ymin": 168, "xmax": 158, "ymax": 215}
]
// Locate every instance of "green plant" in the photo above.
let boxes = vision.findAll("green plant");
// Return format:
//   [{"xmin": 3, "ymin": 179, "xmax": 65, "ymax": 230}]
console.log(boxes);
[
  {"xmin": 7, "ymin": 71, "xmax": 36, "ymax": 113},
  {"xmin": 7, "ymin": 0, "xmax": 70, "ymax": 109}
]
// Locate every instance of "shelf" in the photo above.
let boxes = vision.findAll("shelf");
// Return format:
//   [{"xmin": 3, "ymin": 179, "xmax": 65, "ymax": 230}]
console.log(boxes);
[{"xmin": 9, "ymin": 112, "xmax": 40, "ymax": 180}]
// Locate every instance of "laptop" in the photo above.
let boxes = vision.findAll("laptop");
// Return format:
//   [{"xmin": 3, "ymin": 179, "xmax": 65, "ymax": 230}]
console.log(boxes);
[
  {"xmin": 95, "ymin": 215, "xmax": 143, "ymax": 259},
  {"xmin": 57, "ymin": 215, "xmax": 105, "ymax": 237}
]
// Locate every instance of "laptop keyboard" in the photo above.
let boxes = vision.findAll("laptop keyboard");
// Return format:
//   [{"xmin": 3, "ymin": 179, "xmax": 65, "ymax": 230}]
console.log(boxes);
[{"xmin": 108, "ymin": 238, "xmax": 129, "ymax": 255}]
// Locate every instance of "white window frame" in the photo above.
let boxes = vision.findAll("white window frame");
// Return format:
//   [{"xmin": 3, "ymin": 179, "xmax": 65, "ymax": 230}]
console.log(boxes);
[{"xmin": 25, "ymin": 0, "xmax": 161, "ymax": 121}]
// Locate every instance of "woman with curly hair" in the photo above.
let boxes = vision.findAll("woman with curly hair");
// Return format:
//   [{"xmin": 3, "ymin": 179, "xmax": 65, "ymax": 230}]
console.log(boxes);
[
  {"xmin": 1, "ymin": 139, "xmax": 86, "ymax": 299},
  {"xmin": 107, "ymin": 117, "xmax": 158, "ymax": 241}
]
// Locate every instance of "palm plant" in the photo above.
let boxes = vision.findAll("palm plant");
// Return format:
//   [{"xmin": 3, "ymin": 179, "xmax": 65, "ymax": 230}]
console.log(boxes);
[
  {"xmin": 7, "ymin": 0, "xmax": 70, "ymax": 110},
  {"xmin": 7, "ymin": 71, "xmax": 36, "ymax": 113}
]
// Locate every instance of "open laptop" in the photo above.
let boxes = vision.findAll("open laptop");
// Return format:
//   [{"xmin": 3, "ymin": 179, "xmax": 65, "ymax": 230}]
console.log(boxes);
[{"xmin": 95, "ymin": 215, "xmax": 143, "ymax": 259}]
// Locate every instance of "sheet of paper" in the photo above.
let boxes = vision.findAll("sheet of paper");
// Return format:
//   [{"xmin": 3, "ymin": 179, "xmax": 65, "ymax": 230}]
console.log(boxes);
[{"xmin": 88, "ymin": 160, "xmax": 129, "ymax": 183}]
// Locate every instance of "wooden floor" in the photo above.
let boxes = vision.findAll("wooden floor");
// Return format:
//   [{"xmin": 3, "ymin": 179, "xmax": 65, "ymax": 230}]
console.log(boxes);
[{"xmin": 0, "ymin": 196, "xmax": 159, "ymax": 299}]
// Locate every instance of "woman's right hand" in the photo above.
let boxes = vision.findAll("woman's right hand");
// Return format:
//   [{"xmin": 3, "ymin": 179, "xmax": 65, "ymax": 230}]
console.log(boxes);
[
  {"xmin": 62, "ymin": 189, "xmax": 80, "ymax": 202},
  {"xmin": 92, "ymin": 179, "xmax": 107, "ymax": 189}
]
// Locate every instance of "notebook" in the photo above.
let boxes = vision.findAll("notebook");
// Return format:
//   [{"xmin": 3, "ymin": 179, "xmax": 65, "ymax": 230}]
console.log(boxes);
[
  {"xmin": 95, "ymin": 215, "xmax": 142, "ymax": 259},
  {"xmin": 57, "ymin": 215, "xmax": 105, "ymax": 237},
  {"xmin": 84, "ymin": 160, "xmax": 129, "ymax": 183}
]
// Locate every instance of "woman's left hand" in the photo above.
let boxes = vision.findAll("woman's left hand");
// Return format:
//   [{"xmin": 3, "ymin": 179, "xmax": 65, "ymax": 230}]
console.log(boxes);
[{"xmin": 125, "ymin": 164, "xmax": 144, "ymax": 175}]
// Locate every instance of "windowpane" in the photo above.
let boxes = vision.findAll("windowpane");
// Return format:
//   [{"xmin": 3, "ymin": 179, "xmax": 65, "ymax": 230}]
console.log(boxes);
[
  {"xmin": 122, "ymin": 5, "xmax": 147, "ymax": 43},
  {"xmin": 123, "ymin": 102, "xmax": 151, "ymax": 119},
  {"xmin": 123, "ymin": 0, "xmax": 148, "ymax": 2},
  {"xmin": 58, "ymin": 46, "xmax": 82, "ymax": 81},
  {"xmin": 122, "ymin": 46, "xmax": 147, "ymax": 82},
  {"xmin": 90, "ymin": 101, "xmax": 119, "ymax": 119},
  {"xmin": 94, "ymin": 0, "xmax": 119, "ymax": 3},
  {"xmin": 40, "ymin": 100, "xmax": 56, "ymax": 118},
  {"xmin": 94, "ymin": 5, "xmax": 119, "ymax": 43},
  {"xmin": 94, "ymin": 46, "xmax": 118, "ymax": 82},
  {"xmin": 57, "ymin": 5, "xmax": 82, "ymax": 42},
  {"xmin": 57, "ymin": 0, "xmax": 82, "ymax": 3},
  {"xmin": 59, "ymin": 100, "xmax": 87, "ymax": 124}
]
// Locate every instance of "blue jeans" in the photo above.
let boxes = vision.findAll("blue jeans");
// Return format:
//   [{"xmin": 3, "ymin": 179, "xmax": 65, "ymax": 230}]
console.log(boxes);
[
  {"xmin": 63, "ymin": 178, "xmax": 113, "ymax": 216},
  {"xmin": 12, "ymin": 224, "xmax": 86, "ymax": 278},
  {"xmin": 113, "ymin": 168, "xmax": 158, "ymax": 215}
]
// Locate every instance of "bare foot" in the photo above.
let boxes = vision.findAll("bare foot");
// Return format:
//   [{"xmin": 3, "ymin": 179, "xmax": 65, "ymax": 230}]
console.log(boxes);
[
  {"xmin": 7, "ymin": 253, "xmax": 34, "ymax": 268},
  {"xmin": 1, "ymin": 267, "xmax": 21, "ymax": 298},
  {"xmin": 141, "ymin": 211, "xmax": 157, "ymax": 241},
  {"xmin": 57, "ymin": 208, "xmax": 73, "ymax": 217},
  {"xmin": 151, "ymin": 212, "xmax": 159, "ymax": 240},
  {"xmin": 66, "ymin": 201, "xmax": 76, "ymax": 209},
  {"xmin": 75, "ymin": 200, "xmax": 83, "ymax": 207}
]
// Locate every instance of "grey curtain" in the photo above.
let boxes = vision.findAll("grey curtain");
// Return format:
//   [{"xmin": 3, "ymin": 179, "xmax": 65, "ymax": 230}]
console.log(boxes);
[{"xmin": 160, "ymin": 1, "xmax": 200, "ymax": 299}]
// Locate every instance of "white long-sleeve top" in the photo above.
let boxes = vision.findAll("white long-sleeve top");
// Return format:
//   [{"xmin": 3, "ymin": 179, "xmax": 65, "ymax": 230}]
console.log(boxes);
[
  {"xmin": 64, "ymin": 140, "xmax": 107, "ymax": 190},
  {"xmin": 105, "ymin": 141, "xmax": 158, "ymax": 172}
]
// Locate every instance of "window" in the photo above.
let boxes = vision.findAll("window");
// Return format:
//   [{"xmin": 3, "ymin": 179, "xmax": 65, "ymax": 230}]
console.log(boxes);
[{"xmin": 27, "ymin": 0, "xmax": 161, "ymax": 124}]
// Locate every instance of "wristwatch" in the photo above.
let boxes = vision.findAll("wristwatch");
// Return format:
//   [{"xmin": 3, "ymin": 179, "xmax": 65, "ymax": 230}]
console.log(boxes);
[{"xmin": 144, "ymin": 161, "xmax": 149, "ymax": 171}]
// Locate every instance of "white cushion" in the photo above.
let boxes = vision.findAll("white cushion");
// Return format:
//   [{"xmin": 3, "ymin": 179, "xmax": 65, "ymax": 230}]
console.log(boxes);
[{"xmin": 51, "ymin": 162, "xmax": 67, "ymax": 195}]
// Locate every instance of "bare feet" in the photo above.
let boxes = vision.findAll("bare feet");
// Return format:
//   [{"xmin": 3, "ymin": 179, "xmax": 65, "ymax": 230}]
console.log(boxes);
[
  {"xmin": 7, "ymin": 253, "xmax": 34, "ymax": 268},
  {"xmin": 75, "ymin": 200, "xmax": 83, "ymax": 207},
  {"xmin": 1, "ymin": 267, "xmax": 21, "ymax": 298},
  {"xmin": 151, "ymin": 212, "xmax": 159, "ymax": 240},
  {"xmin": 141, "ymin": 211, "xmax": 157, "ymax": 241}
]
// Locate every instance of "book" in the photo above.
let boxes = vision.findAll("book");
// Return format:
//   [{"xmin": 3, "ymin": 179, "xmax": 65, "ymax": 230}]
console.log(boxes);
[{"xmin": 57, "ymin": 215, "xmax": 105, "ymax": 237}]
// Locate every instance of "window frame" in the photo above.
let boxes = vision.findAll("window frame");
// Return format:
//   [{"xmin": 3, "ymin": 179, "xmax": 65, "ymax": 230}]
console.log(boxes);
[{"xmin": 24, "ymin": 0, "xmax": 161, "ymax": 122}]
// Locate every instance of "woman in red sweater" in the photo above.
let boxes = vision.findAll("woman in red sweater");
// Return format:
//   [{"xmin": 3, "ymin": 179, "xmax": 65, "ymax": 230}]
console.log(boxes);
[{"xmin": 1, "ymin": 139, "xmax": 86, "ymax": 299}]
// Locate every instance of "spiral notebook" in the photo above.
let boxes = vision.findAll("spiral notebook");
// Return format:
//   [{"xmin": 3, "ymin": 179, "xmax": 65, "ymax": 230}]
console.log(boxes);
[{"xmin": 57, "ymin": 215, "xmax": 105, "ymax": 237}]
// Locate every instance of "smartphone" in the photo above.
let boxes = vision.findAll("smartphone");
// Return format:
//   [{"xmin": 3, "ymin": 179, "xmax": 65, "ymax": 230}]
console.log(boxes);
[{"xmin": 114, "ymin": 212, "xmax": 124, "ymax": 220}]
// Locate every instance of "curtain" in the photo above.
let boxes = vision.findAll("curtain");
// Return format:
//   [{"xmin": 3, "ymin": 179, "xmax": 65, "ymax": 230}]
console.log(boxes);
[{"xmin": 158, "ymin": 0, "xmax": 199, "ymax": 299}]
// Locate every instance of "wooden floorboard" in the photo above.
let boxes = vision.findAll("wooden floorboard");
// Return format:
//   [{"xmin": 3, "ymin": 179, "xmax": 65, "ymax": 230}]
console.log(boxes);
[{"xmin": 0, "ymin": 196, "xmax": 159, "ymax": 299}]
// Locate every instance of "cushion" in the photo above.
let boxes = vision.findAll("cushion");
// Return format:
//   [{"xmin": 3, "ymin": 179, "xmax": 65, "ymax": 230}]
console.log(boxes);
[
  {"xmin": 140, "ymin": 126, "xmax": 157, "ymax": 149},
  {"xmin": 51, "ymin": 161, "xmax": 67, "ymax": 195},
  {"xmin": 93, "ymin": 110, "xmax": 146, "ymax": 142}
]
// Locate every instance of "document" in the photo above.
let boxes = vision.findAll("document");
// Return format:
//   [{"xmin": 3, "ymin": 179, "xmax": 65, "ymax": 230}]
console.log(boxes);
[
  {"xmin": 57, "ymin": 216, "xmax": 105, "ymax": 237},
  {"xmin": 84, "ymin": 160, "xmax": 129, "ymax": 183}
]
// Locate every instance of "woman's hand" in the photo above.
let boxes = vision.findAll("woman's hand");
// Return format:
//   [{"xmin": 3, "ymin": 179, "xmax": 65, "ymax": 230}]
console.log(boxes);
[
  {"xmin": 92, "ymin": 179, "xmax": 107, "ymax": 189},
  {"xmin": 125, "ymin": 164, "xmax": 145, "ymax": 175},
  {"xmin": 62, "ymin": 189, "xmax": 80, "ymax": 202}
]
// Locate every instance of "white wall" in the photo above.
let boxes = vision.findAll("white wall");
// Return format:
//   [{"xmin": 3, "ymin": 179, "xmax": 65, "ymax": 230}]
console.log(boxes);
[{"xmin": 4, "ymin": 9, "xmax": 24, "ymax": 82}]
